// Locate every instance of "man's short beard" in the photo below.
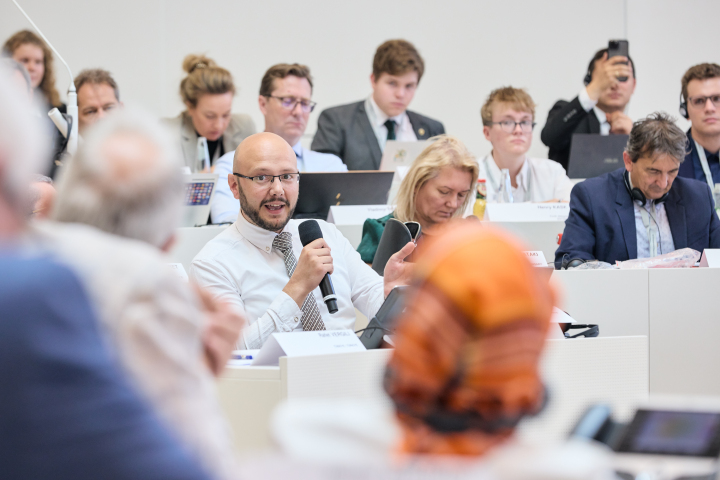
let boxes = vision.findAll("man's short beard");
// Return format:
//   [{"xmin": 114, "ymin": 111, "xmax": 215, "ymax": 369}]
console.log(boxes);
[{"xmin": 237, "ymin": 186, "xmax": 295, "ymax": 232}]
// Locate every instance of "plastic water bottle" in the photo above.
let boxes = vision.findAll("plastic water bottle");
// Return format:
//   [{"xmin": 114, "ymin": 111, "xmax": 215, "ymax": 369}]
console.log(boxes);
[{"xmin": 496, "ymin": 169, "xmax": 514, "ymax": 203}]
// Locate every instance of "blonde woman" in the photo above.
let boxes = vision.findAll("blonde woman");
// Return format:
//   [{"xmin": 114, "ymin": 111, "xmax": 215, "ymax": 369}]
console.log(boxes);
[
  {"xmin": 164, "ymin": 54, "xmax": 255, "ymax": 171},
  {"xmin": 356, "ymin": 135, "xmax": 478, "ymax": 263},
  {"xmin": 3, "ymin": 30, "xmax": 63, "ymax": 111}
]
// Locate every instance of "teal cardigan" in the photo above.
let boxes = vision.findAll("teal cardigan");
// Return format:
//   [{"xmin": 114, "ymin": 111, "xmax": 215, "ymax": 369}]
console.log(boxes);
[{"xmin": 356, "ymin": 212, "xmax": 395, "ymax": 263}]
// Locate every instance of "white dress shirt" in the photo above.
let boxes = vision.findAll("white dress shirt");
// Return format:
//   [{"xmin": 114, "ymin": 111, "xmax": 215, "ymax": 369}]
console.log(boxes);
[
  {"xmin": 364, "ymin": 96, "xmax": 417, "ymax": 152},
  {"xmin": 190, "ymin": 215, "xmax": 385, "ymax": 349},
  {"xmin": 578, "ymin": 88, "xmax": 610, "ymax": 136},
  {"xmin": 474, "ymin": 153, "xmax": 574, "ymax": 207},
  {"xmin": 210, "ymin": 143, "xmax": 347, "ymax": 224}
]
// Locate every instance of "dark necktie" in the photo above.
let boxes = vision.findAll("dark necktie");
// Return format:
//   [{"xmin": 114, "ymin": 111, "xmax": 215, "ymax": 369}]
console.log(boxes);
[
  {"xmin": 272, "ymin": 232, "xmax": 326, "ymax": 331},
  {"xmin": 384, "ymin": 119, "xmax": 396, "ymax": 141}
]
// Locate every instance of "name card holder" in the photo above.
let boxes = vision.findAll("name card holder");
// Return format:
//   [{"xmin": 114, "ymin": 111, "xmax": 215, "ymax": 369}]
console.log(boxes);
[
  {"xmin": 252, "ymin": 330, "xmax": 366, "ymax": 366},
  {"xmin": 699, "ymin": 249, "xmax": 720, "ymax": 267},
  {"xmin": 524, "ymin": 251, "xmax": 548, "ymax": 267},
  {"xmin": 485, "ymin": 203, "xmax": 570, "ymax": 222},
  {"xmin": 327, "ymin": 205, "xmax": 395, "ymax": 225}
]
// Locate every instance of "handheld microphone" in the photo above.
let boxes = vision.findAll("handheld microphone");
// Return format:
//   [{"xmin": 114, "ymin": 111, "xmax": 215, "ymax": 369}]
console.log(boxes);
[{"xmin": 298, "ymin": 220, "xmax": 338, "ymax": 314}]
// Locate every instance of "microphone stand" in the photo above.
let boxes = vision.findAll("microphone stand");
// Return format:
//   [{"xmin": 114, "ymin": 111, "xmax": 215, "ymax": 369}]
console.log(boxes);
[{"xmin": 11, "ymin": 0, "xmax": 78, "ymax": 158}]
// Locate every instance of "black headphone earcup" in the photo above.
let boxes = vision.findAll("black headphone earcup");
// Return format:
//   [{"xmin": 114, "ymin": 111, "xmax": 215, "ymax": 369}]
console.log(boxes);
[
  {"xmin": 631, "ymin": 188, "xmax": 646, "ymax": 207},
  {"xmin": 584, "ymin": 73, "xmax": 592, "ymax": 86},
  {"xmin": 679, "ymin": 103, "xmax": 689, "ymax": 120}
]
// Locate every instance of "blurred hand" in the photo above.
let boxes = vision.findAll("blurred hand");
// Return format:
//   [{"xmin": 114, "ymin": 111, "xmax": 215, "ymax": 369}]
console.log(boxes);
[
  {"xmin": 194, "ymin": 284, "xmax": 245, "ymax": 376},
  {"xmin": 383, "ymin": 241, "xmax": 416, "ymax": 297}
]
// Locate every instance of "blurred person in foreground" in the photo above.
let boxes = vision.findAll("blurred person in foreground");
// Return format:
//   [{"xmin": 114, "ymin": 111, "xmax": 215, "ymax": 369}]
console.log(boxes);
[
  {"xmin": 28, "ymin": 174, "xmax": 54, "ymax": 218},
  {"xmin": 32, "ymin": 108, "xmax": 244, "ymax": 480},
  {"xmin": 262, "ymin": 222, "xmax": 613, "ymax": 479},
  {"xmin": 0, "ymin": 63, "xmax": 213, "ymax": 480}
]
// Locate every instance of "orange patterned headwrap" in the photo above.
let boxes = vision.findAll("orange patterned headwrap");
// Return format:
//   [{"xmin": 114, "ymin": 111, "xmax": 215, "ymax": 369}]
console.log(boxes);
[{"xmin": 384, "ymin": 222, "xmax": 555, "ymax": 456}]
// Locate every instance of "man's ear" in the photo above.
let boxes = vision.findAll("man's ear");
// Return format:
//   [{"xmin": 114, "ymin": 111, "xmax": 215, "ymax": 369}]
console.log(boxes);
[
  {"xmin": 482, "ymin": 125, "xmax": 491, "ymax": 141},
  {"xmin": 623, "ymin": 151, "xmax": 634, "ymax": 172},
  {"xmin": 258, "ymin": 95, "xmax": 267, "ymax": 116},
  {"xmin": 228, "ymin": 173, "xmax": 240, "ymax": 200}
]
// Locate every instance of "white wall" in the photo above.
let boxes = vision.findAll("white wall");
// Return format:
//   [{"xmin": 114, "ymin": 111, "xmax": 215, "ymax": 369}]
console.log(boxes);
[{"xmin": 2, "ymin": 0, "xmax": 719, "ymax": 159}]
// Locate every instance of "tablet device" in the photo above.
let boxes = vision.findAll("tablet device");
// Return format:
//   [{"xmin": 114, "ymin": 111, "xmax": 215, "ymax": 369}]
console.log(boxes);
[
  {"xmin": 359, "ymin": 285, "xmax": 408, "ymax": 349},
  {"xmin": 567, "ymin": 134, "xmax": 628, "ymax": 179},
  {"xmin": 379, "ymin": 140, "xmax": 431, "ymax": 171},
  {"xmin": 293, "ymin": 171, "xmax": 395, "ymax": 219}
]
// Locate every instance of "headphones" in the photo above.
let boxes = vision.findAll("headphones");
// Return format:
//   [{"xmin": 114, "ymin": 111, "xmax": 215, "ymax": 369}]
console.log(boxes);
[
  {"xmin": 583, "ymin": 71, "xmax": 593, "ymax": 87},
  {"xmin": 679, "ymin": 92, "xmax": 689, "ymax": 119},
  {"xmin": 561, "ymin": 255, "xmax": 587, "ymax": 270},
  {"xmin": 623, "ymin": 170, "xmax": 668, "ymax": 207}
]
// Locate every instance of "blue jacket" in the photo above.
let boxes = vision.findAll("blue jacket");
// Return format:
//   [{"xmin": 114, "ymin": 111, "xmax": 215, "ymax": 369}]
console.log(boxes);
[
  {"xmin": 0, "ymin": 254, "xmax": 211, "ymax": 480},
  {"xmin": 678, "ymin": 128, "xmax": 720, "ymax": 184},
  {"xmin": 555, "ymin": 168, "xmax": 720, "ymax": 268}
]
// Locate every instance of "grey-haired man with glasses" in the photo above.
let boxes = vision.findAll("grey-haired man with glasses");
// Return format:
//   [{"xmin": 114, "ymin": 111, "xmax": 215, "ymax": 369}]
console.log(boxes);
[
  {"xmin": 211, "ymin": 63, "xmax": 346, "ymax": 224},
  {"xmin": 191, "ymin": 132, "xmax": 414, "ymax": 349},
  {"xmin": 678, "ymin": 63, "xmax": 720, "ymax": 189}
]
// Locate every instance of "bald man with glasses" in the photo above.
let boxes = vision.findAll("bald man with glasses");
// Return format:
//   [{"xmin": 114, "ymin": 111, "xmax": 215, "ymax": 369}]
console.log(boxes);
[
  {"xmin": 191, "ymin": 133, "xmax": 414, "ymax": 349},
  {"xmin": 211, "ymin": 63, "xmax": 346, "ymax": 224}
]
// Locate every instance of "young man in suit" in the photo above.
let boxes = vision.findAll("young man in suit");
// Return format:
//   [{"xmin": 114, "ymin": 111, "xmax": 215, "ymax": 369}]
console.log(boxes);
[
  {"xmin": 677, "ymin": 63, "xmax": 720, "ymax": 191},
  {"xmin": 541, "ymin": 48, "xmax": 636, "ymax": 170},
  {"xmin": 74, "ymin": 68, "xmax": 122, "ymax": 135},
  {"xmin": 555, "ymin": 113, "xmax": 720, "ymax": 269},
  {"xmin": 312, "ymin": 39, "xmax": 445, "ymax": 170}
]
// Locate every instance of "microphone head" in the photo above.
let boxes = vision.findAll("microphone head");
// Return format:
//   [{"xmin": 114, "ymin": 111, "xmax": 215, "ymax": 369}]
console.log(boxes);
[{"xmin": 298, "ymin": 219, "xmax": 324, "ymax": 246}]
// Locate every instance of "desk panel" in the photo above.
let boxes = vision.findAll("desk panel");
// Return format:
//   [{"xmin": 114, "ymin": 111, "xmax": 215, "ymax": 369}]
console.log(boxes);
[
  {"xmin": 488, "ymin": 221, "xmax": 565, "ymax": 261},
  {"xmin": 168, "ymin": 225, "xmax": 229, "ymax": 271},
  {"xmin": 649, "ymin": 268, "xmax": 720, "ymax": 395},
  {"xmin": 552, "ymin": 269, "xmax": 649, "ymax": 337}
]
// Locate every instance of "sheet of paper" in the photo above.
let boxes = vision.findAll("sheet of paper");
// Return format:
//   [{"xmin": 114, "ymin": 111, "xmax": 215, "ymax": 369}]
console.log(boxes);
[
  {"xmin": 485, "ymin": 203, "xmax": 570, "ymax": 222},
  {"xmin": 252, "ymin": 330, "xmax": 366, "ymax": 366},
  {"xmin": 551, "ymin": 307, "xmax": 577, "ymax": 324}
]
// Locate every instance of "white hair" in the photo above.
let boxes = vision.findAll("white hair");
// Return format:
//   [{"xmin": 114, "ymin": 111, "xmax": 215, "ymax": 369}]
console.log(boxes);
[
  {"xmin": 0, "ymin": 64, "xmax": 48, "ymax": 214},
  {"xmin": 52, "ymin": 107, "xmax": 184, "ymax": 248}
]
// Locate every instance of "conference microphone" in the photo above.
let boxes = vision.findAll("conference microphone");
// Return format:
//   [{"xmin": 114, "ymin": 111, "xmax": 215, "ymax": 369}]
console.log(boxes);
[{"xmin": 298, "ymin": 220, "xmax": 338, "ymax": 314}]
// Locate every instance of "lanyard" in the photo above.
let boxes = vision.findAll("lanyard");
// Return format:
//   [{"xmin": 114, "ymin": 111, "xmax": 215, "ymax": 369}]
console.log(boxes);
[
  {"xmin": 695, "ymin": 140, "xmax": 715, "ymax": 196},
  {"xmin": 482, "ymin": 155, "xmax": 533, "ymax": 202},
  {"xmin": 638, "ymin": 205, "xmax": 662, "ymax": 258}
]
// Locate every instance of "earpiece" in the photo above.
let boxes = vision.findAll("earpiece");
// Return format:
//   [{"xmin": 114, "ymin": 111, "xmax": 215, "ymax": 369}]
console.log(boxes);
[
  {"xmin": 583, "ymin": 70, "xmax": 592, "ymax": 87},
  {"xmin": 679, "ymin": 92, "xmax": 689, "ymax": 120},
  {"xmin": 623, "ymin": 170, "xmax": 668, "ymax": 207}
]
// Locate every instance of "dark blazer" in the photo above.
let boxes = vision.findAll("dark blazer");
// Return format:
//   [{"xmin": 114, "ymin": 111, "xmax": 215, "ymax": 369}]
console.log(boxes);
[
  {"xmin": 554, "ymin": 168, "xmax": 720, "ymax": 268},
  {"xmin": 678, "ymin": 128, "xmax": 720, "ymax": 184},
  {"xmin": 541, "ymin": 96, "xmax": 601, "ymax": 171},
  {"xmin": 0, "ymin": 255, "xmax": 211, "ymax": 480},
  {"xmin": 311, "ymin": 100, "xmax": 445, "ymax": 170}
]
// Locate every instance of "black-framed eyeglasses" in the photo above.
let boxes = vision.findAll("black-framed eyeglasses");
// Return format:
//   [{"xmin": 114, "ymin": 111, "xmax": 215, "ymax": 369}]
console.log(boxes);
[
  {"xmin": 266, "ymin": 95, "xmax": 317, "ymax": 113},
  {"xmin": 490, "ymin": 120, "xmax": 536, "ymax": 133},
  {"xmin": 233, "ymin": 172, "xmax": 301, "ymax": 186},
  {"xmin": 688, "ymin": 95, "xmax": 720, "ymax": 109}
]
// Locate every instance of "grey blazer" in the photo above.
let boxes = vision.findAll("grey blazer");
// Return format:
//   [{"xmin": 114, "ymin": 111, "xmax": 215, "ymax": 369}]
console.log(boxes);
[
  {"xmin": 163, "ymin": 112, "xmax": 256, "ymax": 171},
  {"xmin": 311, "ymin": 100, "xmax": 445, "ymax": 170}
]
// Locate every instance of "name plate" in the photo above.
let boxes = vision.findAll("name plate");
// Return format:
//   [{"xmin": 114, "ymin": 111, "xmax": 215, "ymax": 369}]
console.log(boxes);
[
  {"xmin": 524, "ymin": 251, "xmax": 548, "ymax": 266},
  {"xmin": 167, "ymin": 263, "xmax": 189, "ymax": 282},
  {"xmin": 700, "ymin": 249, "xmax": 720, "ymax": 267},
  {"xmin": 327, "ymin": 205, "xmax": 394, "ymax": 225},
  {"xmin": 485, "ymin": 203, "xmax": 570, "ymax": 222},
  {"xmin": 252, "ymin": 330, "xmax": 366, "ymax": 366}
]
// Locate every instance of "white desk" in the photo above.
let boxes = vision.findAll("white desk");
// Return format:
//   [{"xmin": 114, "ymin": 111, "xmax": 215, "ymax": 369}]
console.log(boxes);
[
  {"xmin": 218, "ymin": 337, "xmax": 648, "ymax": 452},
  {"xmin": 168, "ymin": 225, "xmax": 229, "ymax": 271},
  {"xmin": 487, "ymin": 221, "xmax": 565, "ymax": 262}
]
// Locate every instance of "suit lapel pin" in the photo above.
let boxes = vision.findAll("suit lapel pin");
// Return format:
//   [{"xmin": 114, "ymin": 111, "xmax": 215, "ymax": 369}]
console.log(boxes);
[{"xmin": 418, "ymin": 128, "xmax": 425, "ymax": 136}]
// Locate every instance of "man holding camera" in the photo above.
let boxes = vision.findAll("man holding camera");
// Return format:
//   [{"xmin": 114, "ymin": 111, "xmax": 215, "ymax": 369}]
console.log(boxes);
[{"xmin": 541, "ymin": 48, "xmax": 636, "ymax": 170}]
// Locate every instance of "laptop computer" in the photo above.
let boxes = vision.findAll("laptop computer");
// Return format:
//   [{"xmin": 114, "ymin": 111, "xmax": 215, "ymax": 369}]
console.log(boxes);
[
  {"xmin": 293, "ymin": 171, "xmax": 395, "ymax": 219},
  {"xmin": 379, "ymin": 140, "xmax": 431, "ymax": 171},
  {"xmin": 567, "ymin": 133, "xmax": 629, "ymax": 179},
  {"xmin": 181, "ymin": 173, "xmax": 218, "ymax": 227}
]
